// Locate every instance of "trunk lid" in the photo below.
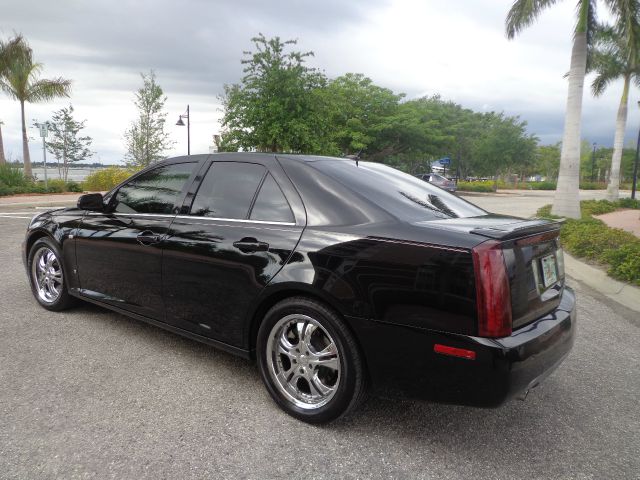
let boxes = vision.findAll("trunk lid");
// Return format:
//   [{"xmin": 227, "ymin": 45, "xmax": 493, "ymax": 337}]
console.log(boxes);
[{"xmin": 417, "ymin": 215, "xmax": 565, "ymax": 331}]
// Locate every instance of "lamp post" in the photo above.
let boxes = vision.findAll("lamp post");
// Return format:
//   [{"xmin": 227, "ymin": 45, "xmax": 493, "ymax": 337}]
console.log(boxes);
[
  {"xmin": 591, "ymin": 142, "xmax": 597, "ymax": 183},
  {"xmin": 176, "ymin": 105, "xmax": 190, "ymax": 155},
  {"xmin": 632, "ymin": 101, "xmax": 640, "ymax": 200}
]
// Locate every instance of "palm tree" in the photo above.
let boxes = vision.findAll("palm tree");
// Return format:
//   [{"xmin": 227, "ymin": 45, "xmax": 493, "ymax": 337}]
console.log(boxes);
[
  {"xmin": 0, "ymin": 36, "xmax": 71, "ymax": 179},
  {"xmin": 591, "ymin": 6, "xmax": 640, "ymax": 200},
  {"xmin": 0, "ymin": 35, "xmax": 25, "ymax": 166},
  {"xmin": 0, "ymin": 120, "xmax": 5, "ymax": 165},
  {"xmin": 506, "ymin": 0, "xmax": 597, "ymax": 219}
]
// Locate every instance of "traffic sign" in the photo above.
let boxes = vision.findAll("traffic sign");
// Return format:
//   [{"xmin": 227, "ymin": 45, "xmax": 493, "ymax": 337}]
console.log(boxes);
[
  {"xmin": 37, "ymin": 122, "xmax": 49, "ymax": 138},
  {"xmin": 438, "ymin": 156, "xmax": 451, "ymax": 166}
]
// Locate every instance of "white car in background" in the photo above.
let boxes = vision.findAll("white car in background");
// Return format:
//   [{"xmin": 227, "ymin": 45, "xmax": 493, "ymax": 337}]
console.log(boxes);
[{"xmin": 415, "ymin": 173, "xmax": 457, "ymax": 193}]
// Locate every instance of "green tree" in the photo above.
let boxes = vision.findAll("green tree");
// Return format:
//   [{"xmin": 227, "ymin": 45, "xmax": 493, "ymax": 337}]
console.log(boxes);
[
  {"xmin": 220, "ymin": 34, "xmax": 330, "ymax": 153},
  {"xmin": 506, "ymin": 0, "xmax": 598, "ymax": 218},
  {"xmin": 0, "ymin": 35, "xmax": 71, "ymax": 178},
  {"xmin": 590, "ymin": 6, "xmax": 640, "ymax": 200},
  {"xmin": 45, "ymin": 104, "xmax": 93, "ymax": 181},
  {"xmin": 322, "ymin": 73, "xmax": 403, "ymax": 156},
  {"xmin": 536, "ymin": 143, "xmax": 561, "ymax": 180},
  {"xmin": 0, "ymin": 35, "xmax": 25, "ymax": 165},
  {"xmin": 473, "ymin": 112, "xmax": 538, "ymax": 187},
  {"xmin": 124, "ymin": 71, "xmax": 173, "ymax": 167}
]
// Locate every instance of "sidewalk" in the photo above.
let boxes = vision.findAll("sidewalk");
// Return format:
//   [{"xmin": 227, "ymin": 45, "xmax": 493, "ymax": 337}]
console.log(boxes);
[
  {"xmin": 0, "ymin": 192, "xmax": 85, "ymax": 207},
  {"xmin": 595, "ymin": 209, "xmax": 640, "ymax": 238}
]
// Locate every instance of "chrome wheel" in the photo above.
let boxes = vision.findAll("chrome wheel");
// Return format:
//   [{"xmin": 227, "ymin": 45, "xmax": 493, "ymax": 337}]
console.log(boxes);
[
  {"xmin": 266, "ymin": 314, "xmax": 341, "ymax": 410},
  {"xmin": 31, "ymin": 247, "xmax": 63, "ymax": 304}
]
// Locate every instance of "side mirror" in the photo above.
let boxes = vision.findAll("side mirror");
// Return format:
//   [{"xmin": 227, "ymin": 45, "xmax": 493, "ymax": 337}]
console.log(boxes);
[{"xmin": 77, "ymin": 193, "xmax": 105, "ymax": 212}]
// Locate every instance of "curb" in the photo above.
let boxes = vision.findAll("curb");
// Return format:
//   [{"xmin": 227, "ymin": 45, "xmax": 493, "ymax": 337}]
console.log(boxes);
[{"xmin": 565, "ymin": 252, "xmax": 640, "ymax": 313}]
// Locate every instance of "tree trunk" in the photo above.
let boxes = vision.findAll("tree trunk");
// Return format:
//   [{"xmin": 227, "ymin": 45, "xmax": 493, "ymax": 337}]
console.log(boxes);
[
  {"xmin": 0, "ymin": 123, "xmax": 6, "ymax": 165},
  {"xmin": 551, "ymin": 32, "xmax": 587, "ymax": 219},
  {"xmin": 63, "ymin": 130, "xmax": 68, "ymax": 182},
  {"xmin": 606, "ymin": 74, "xmax": 630, "ymax": 201},
  {"xmin": 20, "ymin": 100, "xmax": 32, "ymax": 179}
]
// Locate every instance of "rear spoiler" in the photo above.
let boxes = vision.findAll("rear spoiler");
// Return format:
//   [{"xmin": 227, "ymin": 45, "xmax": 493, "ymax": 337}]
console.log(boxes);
[{"xmin": 470, "ymin": 218, "xmax": 564, "ymax": 241}]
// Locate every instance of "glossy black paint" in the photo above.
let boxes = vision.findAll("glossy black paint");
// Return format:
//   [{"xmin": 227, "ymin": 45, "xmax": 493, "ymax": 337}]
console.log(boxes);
[{"xmin": 24, "ymin": 153, "xmax": 576, "ymax": 407}]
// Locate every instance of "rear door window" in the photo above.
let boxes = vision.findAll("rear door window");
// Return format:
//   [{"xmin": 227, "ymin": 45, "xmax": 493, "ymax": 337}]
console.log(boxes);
[
  {"xmin": 191, "ymin": 162, "xmax": 265, "ymax": 219},
  {"xmin": 113, "ymin": 162, "xmax": 195, "ymax": 214}
]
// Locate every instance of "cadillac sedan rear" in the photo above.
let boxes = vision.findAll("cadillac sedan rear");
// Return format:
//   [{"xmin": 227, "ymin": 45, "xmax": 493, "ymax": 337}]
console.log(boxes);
[{"xmin": 24, "ymin": 153, "xmax": 575, "ymax": 423}]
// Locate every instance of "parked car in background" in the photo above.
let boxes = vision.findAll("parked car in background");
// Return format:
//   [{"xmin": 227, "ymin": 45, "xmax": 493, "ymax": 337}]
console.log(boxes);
[
  {"xmin": 24, "ymin": 153, "xmax": 575, "ymax": 423},
  {"xmin": 415, "ymin": 172, "xmax": 457, "ymax": 192}
]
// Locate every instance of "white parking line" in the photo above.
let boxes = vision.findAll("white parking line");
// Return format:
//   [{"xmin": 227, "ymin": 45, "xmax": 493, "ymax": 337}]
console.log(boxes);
[{"xmin": 0, "ymin": 215, "xmax": 32, "ymax": 219}]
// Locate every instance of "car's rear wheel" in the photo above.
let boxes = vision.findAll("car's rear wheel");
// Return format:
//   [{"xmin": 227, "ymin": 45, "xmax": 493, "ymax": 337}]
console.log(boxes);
[
  {"xmin": 257, "ymin": 297, "xmax": 366, "ymax": 423},
  {"xmin": 28, "ymin": 237, "xmax": 76, "ymax": 311}
]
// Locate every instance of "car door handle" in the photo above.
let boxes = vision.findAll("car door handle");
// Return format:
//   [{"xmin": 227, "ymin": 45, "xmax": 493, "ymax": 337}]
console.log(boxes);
[
  {"xmin": 136, "ymin": 230, "xmax": 162, "ymax": 246},
  {"xmin": 233, "ymin": 238, "xmax": 269, "ymax": 253}
]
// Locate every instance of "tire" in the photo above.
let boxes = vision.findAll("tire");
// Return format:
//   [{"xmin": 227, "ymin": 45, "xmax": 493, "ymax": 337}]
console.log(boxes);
[
  {"xmin": 257, "ymin": 296, "xmax": 367, "ymax": 423},
  {"xmin": 27, "ymin": 237, "xmax": 76, "ymax": 311}
]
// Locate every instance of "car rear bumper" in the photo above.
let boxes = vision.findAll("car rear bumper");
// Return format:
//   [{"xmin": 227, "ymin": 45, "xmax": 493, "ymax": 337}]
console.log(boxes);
[{"xmin": 348, "ymin": 286, "xmax": 576, "ymax": 407}]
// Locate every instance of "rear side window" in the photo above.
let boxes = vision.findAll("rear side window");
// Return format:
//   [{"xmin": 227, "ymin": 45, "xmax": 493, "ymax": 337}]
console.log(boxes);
[
  {"xmin": 250, "ymin": 174, "xmax": 294, "ymax": 223},
  {"xmin": 191, "ymin": 162, "xmax": 265, "ymax": 219},
  {"xmin": 310, "ymin": 160, "xmax": 485, "ymax": 221},
  {"xmin": 113, "ymin": 162, "xmax": 195, "ymax": 214}
]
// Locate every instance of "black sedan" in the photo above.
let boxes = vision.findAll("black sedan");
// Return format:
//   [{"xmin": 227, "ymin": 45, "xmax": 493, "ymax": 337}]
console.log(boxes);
[{"xmin": 23, "ymin": 153, "xmax": 576, "ymax": 423}]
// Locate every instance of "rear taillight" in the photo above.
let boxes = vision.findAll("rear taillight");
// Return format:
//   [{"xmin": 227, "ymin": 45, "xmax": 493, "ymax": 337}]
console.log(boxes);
[{"xmin": 472, "ymin": 240, "xmax": 512, "ymax": 337}]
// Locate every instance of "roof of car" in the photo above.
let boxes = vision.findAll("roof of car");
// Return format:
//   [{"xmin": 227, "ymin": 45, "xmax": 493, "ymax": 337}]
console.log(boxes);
[{"xmin": 160, "ymin": 152, "xmax": 357, "ymax": 164}]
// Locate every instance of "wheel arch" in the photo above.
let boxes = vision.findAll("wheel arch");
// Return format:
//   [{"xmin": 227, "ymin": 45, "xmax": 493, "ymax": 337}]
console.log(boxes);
[
  {"xmin": 26, "ymin": 229, "xmax": 55, "ymax": 256},
  {"xmin": 246, "ymin": 284, "xmax": 362, "ymax": 361}
]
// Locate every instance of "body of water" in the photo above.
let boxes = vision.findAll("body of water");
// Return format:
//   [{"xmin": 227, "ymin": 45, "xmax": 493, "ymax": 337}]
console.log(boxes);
[{"xmin": 31, "ymin": 167, "xmax": 102, "ymax": 182}]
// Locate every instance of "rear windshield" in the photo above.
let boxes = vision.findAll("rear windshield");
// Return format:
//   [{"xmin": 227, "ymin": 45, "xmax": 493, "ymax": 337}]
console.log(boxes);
[{"xmin": 310, "ymin": 160, "xmax": 486, "ymax": 221}]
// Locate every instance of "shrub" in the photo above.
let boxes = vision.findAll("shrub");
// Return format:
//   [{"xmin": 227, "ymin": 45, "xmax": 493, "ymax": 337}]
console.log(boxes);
[
  {"xmin": 561, "ymin": 219, "xmax": 636, "ymax": 261},
  {"xmin": 456, "ymin": 181, "xmax": 495, "ymax": 192},
  {"xmin": 580, "ymin": 200, "xmax": 617, "ymax": 217},
  {"xmin": 617, "ymin": 198, "xmax": 640, "ymax": 209},
  {"xmin": 604, "ymin": 243, "xmax": 640, "ymax": 286},
  {"xmin": 536, "ymin": 201, "xmax": 640, "ymax": 285},
  {"xmin": 0, "ymin": 181, "xmax": 13, "ymax": 196},
  {"xmin": 83, "ymin": 166, "xmax": 136, "ymax": 191},
  {"xmin": 528, "ymin": 181, "xmax": 557, "ymax": 190},
  {"xmin": 579, "ymin": 181, "xmax": 606, "ymax": 190},
  {"xmin": 65, "ymin": 180, "xmax": 83, "ymax": 192},
  {"xmin": 0, "ymin": 163, "xmax": 27, "ymax": 187},
  {"xmin": 47, "ymin": 179, "xmax": 67, "ymax": 193}
]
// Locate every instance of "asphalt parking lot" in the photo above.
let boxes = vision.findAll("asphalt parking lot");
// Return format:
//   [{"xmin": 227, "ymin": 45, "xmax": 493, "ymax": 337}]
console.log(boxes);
[{"xmin": 1, "ymin": 199, "xmax": 639, "ymax": 479}]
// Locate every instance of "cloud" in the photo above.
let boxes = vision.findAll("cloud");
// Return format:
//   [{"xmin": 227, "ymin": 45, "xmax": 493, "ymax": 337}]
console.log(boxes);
[{"xmin": 0, "ymin": 0, "xmax": 637, "ymax": 165}]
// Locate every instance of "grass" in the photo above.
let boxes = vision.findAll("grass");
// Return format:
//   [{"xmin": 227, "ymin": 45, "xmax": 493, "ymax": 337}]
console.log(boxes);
[{"xmin": 537, "ymin": 199, "xmax": 640, "ymax": 286}]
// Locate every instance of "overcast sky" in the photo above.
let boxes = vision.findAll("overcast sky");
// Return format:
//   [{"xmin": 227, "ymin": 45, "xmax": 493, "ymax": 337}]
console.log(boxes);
[{"xmin": 1, "ymin": 0, "xmax": 638, "ymax": 164}]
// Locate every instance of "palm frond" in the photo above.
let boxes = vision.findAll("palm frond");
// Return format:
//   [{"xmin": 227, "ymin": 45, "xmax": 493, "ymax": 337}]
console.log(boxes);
[
  {"xmin": 505, "ymin": 0, "xmax": 560, "ymax": 39},
  {"xmin": 584, "ymin": 0, "xmax": 599, "ymax": 44},
  {"xmin": 0, "ymin": 34, "xmax": 30, "ymax": 75},
  {"xmin": 591, "ymin": 69, "xmax": 618, "ymax": 96},
  {"xmin": 588, "ymin": 4, "xmax": 640, "ymax": 96},
  {"xmin": 26, "ymin": 77, "xmax": 72, "ymax": 103}
]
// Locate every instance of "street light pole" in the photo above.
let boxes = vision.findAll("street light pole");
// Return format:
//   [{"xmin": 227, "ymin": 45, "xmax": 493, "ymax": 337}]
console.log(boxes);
[
  {"xmin": 591, "ymin": 142, "xmax": 597, "ymax": 183},
  {"xmin": 176, "ymin": 105, "xmax": 190, "ymax": 156}
]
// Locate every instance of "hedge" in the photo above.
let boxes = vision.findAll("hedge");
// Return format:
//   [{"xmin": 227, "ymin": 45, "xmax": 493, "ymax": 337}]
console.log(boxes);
[{"xmin": 537, "ymin": 199, "xmax": 640, "ymax": 286}]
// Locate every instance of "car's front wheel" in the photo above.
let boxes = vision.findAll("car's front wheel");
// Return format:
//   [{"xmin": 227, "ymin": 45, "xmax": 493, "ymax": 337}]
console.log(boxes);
[
  {"xmin": 28, "ymin": 237, "xmax": 76, "ymax": 311},
  {"xmin": 257, "ymin": 297, "xmax": 367, "ymax": 423}
]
